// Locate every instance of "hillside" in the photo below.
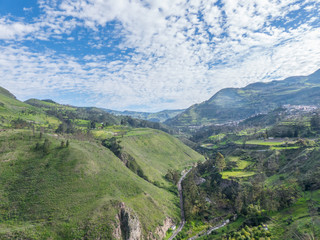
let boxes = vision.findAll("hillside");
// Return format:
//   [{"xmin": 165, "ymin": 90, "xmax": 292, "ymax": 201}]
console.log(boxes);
[
  {"xmin": 0, "ymin": 90, "xmax": 60, "ymax": 129},
  {"xmin": 173, "ymin": 111, "xmax": 320, "ymax": 239},
  {"xmin": 173, "ymin": 105, "xmax": 320, "ymax": 240},
  {"xmin": 0, "ymin": 86, "xmax": 205, "ymax": 239},
  {"xmin": 104, "ymin": 109, "xmax": 184, "ymax": 123},
  {"xmin": 0, "ymin": 130, "xmax": 182, "ymax": 239},
  {"xmin": 119, "ymin": 128, "xmax": 205, "ymax": 188},
  {"xmin": 25, "ymin": 98, "xmax": 121, "ymax": 126},
  {"xmin": 165, "ymin": 69, "xmax": 320, "ymax": 128}
]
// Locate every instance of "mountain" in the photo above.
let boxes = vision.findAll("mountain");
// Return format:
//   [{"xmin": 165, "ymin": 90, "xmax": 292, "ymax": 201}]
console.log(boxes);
[
  {"xmin": 0, "ymin": 88, "xmax": 60, "ymax": 129},
  {"xmin": 165, "ymin": 69, "xmax": 320, "ymax": 128},
  {"xmin": 25, "ymin": 98, "xmax": 175, "ymax": 134},
  {"xmin": 104, "ymin": 109, "xmax": 184, "ymax": 123},
  {"xmin": 0, "ymin": 86, "xmax": 204, "ymax": 239},
  {"xmin": 0, "ymin": 86, "xmax": 16, "ymax": 99}
]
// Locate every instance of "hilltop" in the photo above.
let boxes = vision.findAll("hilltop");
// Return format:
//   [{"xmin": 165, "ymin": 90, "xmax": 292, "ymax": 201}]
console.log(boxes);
[{"xmin": 165, "ymin": 69, "xmax": 320, "ymax": 128}]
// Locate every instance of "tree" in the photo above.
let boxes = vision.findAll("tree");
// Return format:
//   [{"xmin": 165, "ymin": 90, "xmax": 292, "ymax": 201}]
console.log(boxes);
[
  {"xmin": 215, "ymin": 152, "xmax": 226, "ymax": 172},
  {"xmin": 43, "ymin": 139, "xmax": 51, "ymax": 155},
  {"xmin": 102, "ymin": 137, "xmax": 122, "ymax": 157},
  {"xmin": 165, "ymin": 169, "xmax": 180, "ymax": 184},
  {"xmin": 311, "ymin": 114, "xmax": 320, "ymax": 130}
]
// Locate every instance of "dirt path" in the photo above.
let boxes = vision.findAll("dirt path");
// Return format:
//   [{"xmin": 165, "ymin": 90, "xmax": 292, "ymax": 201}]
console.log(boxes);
[
  {"xmin": 168, "ymin": 168, "xmax": 192, "ymax": 240},
  {"xmin": 187, "ymin": 220, "xmax": 230, "ymax": 240}
]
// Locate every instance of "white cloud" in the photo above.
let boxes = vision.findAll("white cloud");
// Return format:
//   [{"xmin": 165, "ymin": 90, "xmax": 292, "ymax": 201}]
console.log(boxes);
[
  {"xmin": 0, "ymin": 18, "xmax": 38, "ymax": 39},
  {"xmin": 0, "ymin": 0, "xmax": 320, "ymax": 111}
]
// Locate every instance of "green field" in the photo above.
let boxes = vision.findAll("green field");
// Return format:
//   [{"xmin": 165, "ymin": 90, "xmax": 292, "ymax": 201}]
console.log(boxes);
[
  {"xmin": 227, "ymin": 156, "xmax": 251, "ymax": 170},
  {"xmin": 235, "ymin": 140, "xmax": 286, "ymax": 146},
  {"xmin": 221, "ymin": 171, "xmax": 256, "ymax": 179}
]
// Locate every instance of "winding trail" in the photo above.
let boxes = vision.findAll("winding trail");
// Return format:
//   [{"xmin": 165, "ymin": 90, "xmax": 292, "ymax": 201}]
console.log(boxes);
[
  {"xmin": 168, "ymin": 167, "xmax": 230, "ymax": 240},
  {"xmin": 168, "ymin": 168, "xmax": 192, "ymax": 240}
]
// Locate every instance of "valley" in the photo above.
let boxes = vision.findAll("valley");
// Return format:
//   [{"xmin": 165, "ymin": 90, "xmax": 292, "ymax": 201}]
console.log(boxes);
[{"xmin": 1, "ymin": 68, "xmax": 320, "ymax": 240}]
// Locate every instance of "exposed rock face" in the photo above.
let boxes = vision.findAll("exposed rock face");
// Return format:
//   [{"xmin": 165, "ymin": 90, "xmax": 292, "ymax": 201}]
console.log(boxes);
[
  {"xmin": 147, "ymin": 217, "xmax": 174, "ymax": 240},
  {"xmin": 113, "ymin": 202, "xmax": 143, "ymax": 240},
  {"xmin": 112, "ymin": 202, "xmax": 174, "ymax": 240}
]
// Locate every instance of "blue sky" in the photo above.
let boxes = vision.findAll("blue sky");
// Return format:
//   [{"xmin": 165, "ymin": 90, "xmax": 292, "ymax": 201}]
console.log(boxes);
[{"xmin": 0, "ymin": 0, "xmax": 320, "ymax": 112}]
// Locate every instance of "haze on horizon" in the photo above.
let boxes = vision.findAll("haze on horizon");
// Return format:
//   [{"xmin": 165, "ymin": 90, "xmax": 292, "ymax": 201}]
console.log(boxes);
[{"xmin": 0, "ymin": 0, "xmax": 320, "ymax": 112}]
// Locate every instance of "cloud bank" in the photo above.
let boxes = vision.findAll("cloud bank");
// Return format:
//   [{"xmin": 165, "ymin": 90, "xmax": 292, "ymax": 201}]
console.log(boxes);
[{"xmin": 0, "ymin": 0, "xmax": 320, "ymax": 111}]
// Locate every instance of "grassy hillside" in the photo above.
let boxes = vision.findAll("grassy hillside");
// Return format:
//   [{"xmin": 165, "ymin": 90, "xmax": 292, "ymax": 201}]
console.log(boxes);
[
  {"xmin": 0, "ymin": 91, "xmax": 60, "ymax": 129},
  {"xmin": 166, "ymin": 69, "xmax": 320, "ymax": 127},
  {"xmin": 120, "ymin": 128, "xmax": 205, "ymax": 187},
  {"xmin": 0, "ymin": 130, "xmax": 181, "ymax": 239},
  {"xmin": 25, "ymin": 98, "xmax": 121, "ymax": 127}
]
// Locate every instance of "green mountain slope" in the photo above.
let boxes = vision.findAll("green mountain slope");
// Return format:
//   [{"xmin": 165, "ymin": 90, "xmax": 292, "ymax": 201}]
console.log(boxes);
[
  {"xmin": 25, "ymin": 98, "xmax": 121, "ymax": 126},
  {"xmin": 104, "ymin": 109, "xmax": 184, "ymax": 123},
  {"xmin": 120, "ymin": 129, "xmax": 205, "ymax": 187},
  {"xmin": 0, "ymin": 130, "xmax": 182, "ymax": 239},
  {"xmin": 166, "ymin": 69, "xmax": 320, "ymax": 127},
  {"xmin": 0, "ymin": 90, "xmax": 60, "ymax": 129},
  {"xmin": 0, "ymin": 86, "xmax": 205, "ymax": 239}
]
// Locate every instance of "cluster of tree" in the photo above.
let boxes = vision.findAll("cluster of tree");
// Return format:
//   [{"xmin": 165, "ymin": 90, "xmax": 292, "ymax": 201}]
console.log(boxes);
[
  {"xmin": 311, "ymin": 114, "xmax": 320, "ymax": 130},
  {"xmin": 10, "ymin": 118, "xmax": 29, "ymax": 129},
  {"xmin": 219, "ymin": 225, "xmax": 271, "ymax": 240},
  {"xmin": 190, "ymin": 125, "xmax": 235, "ymax": 143},
  {"xmin": 120, "ymin": 116, "xmax": 175, "ymax": 134},
  {"xmin": 183, "ymin": 154, "xmax": 301, "ymax": 226},
  {"xmin": 102, "ymin": 137, "xmax": 122, "ymax": 157},
  {"xmin": 300, "ymin": 167, "xmax": 320, "ymax": 191},
  {"xmin": 267, "ymin": 123, "xmax": 310, "ymax": 138},
  {"xmin": 165, "ymin": 169, "xmax": 180, "ymax": 185},
  {"xmin": 182, "ymin": 154, "xmax": 238, "ymax": 220},
  {"xmin": 56, "ymin": 119, "xmax": 76, "ymax": 134},
  {"xmin": 234, "ymin": 177, "xmax": 300, "ymax": 225}
]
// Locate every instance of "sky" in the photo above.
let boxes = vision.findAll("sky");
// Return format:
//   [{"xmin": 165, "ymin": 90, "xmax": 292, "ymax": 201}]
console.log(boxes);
[{"xmin": 0, "ymin": 0, "xmax": 320, "ymax": 112}]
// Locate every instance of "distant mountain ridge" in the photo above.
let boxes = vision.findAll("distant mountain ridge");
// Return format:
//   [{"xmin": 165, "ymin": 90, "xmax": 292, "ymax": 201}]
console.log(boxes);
[
  {"xmin": 104, "ymin": 108, "xmax": 184, "ymax": 123},
  {"xmin": 165, "ymin": 68, "xmax": 320, "ymax": 127}
]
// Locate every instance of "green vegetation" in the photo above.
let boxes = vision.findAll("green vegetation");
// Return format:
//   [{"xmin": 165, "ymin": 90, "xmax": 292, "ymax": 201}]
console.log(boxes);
[
  {"xmin": 120, "ymin": 129, "xmax": 205, "ymax": 187},
  {"xmin": 180, "ymin": 101, "xmax": 320, "ymax": 239},
  {"xmin": 0, "ymin": 130, "xmax": 182, "ymax": 238},
  {"xmin": 0, "ymin": 87, "xmax": 204, "ymax": 239},
  {"xmin": 166, "ymin": 69, "xmax": 320, "ymax": 128},
  {"xmin": 221, "ymin": 171, "xmax": 256, "ymax": 179}
]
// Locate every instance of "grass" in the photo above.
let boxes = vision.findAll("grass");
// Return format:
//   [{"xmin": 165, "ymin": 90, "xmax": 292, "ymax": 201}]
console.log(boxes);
[
  {"xmin": 227, "ymin": 156, "xmax": 251, "ymax": 170},
  {"xmin": 0, "ymin": 130, "xmax": 183, "ymax": 238},
  {"xmin": 177, "ymin": 220, "xmax": 212, "ymax": 239},
  {"xmin": 268, "ymin": 190, "xmax": 320, "ymax": 239},
  {"xmin": 0, "ymin": 93, "xmax": 61, "ymax": 129},
  {"xmin": 221, "ymin": 171, "xmax": 256, "ymax": 179},
  {"xmin": 121, "ymin": 129, "xmax": 205, "ymax": 188},
  {"xmin": 209, "ymin": 133, "xmax": 226, "ymax": 141},
  {"xmin": 235, "ymin": 140, "xmax": 286, "ymax": 146}
]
